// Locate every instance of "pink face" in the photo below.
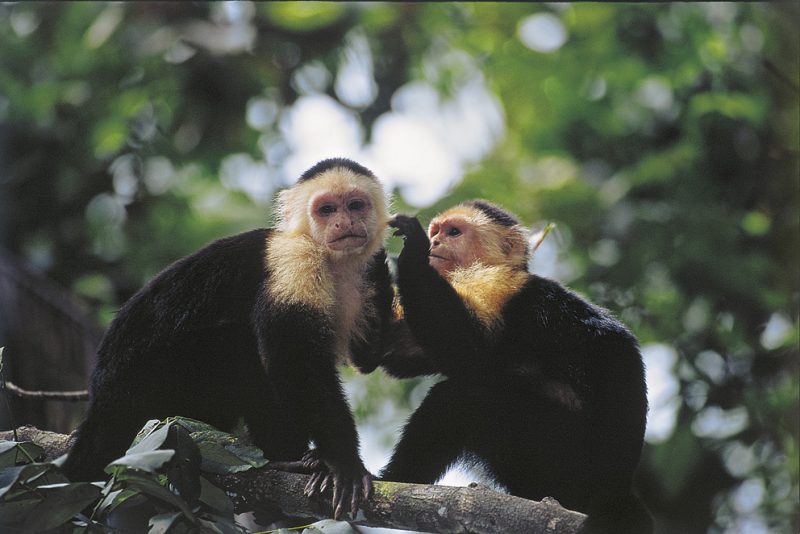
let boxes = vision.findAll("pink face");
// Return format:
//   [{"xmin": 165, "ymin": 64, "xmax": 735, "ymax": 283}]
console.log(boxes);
[
  {"xmin": 427, "ymin": 216, "xmax": 482, "ymax": 275},
  {"xmin": 310, "ymin": 189, "xmax": 373, "ymax": 253}
]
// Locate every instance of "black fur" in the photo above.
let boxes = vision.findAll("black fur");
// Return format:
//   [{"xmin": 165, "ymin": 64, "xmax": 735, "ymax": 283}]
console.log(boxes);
[
  {"xmin": 298, "ymin": 157, "xmax": 377, "ymax": 183},
  {"xmin": 62, "ymin": 228, "xmax": 393, "ymax": 484},
  {"xmin": 463, "ymin": 199, "xmax": 519, "ymax": 227},
  {"xmin": 381, "ymin": 215, "xmax": 652, "ymax": 534}
]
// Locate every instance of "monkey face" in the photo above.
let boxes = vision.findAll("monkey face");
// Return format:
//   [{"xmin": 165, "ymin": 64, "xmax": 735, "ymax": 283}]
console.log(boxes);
[
  {"xmin": 427, "ymin": 216, "xmax": 482, "ymax": 275},
  {"xmin": 310, "ymin": 189, "xmax": 374, "ymax": 255}
]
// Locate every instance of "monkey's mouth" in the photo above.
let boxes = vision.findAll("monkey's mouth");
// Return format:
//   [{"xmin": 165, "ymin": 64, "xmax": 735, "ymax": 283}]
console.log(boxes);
[
  {"xmin": 329, "ymin": 233, "xmax": 368, "ymax": 249},
  {"xmin": 428, "ymin": 254, "xmax": 453, "ymax": 266}
]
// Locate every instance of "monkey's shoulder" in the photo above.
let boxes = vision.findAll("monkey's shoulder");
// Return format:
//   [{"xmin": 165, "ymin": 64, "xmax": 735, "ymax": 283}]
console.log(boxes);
[
  {"xmin": 95, "ymin": 229, "xmax": 272, "ymax": 370},
  {"xmin": 503, "ymin": 275, "xmax": 635, "ymax": 341}
]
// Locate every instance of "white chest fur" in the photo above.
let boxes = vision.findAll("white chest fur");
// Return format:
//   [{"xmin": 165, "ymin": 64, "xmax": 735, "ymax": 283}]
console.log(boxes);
[
  {"xmin": 330, "ymin": 261, "xmax": 372, "ymax": 364},
  {"xmin": 266, "ymin": 232, "xmax": 374, "ymax": 364}
]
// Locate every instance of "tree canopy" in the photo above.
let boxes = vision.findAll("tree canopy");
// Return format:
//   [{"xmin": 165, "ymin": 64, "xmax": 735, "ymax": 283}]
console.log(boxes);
[{"xmin": 0, "ymin": 3, "xmax": 797, "ymax": 533}]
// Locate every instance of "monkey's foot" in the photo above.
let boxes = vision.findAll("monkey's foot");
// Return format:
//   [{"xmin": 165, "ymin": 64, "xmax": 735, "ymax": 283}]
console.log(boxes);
[{"xmin": 303, "ymin": 457, "xmax": 373, "ymax": 520}]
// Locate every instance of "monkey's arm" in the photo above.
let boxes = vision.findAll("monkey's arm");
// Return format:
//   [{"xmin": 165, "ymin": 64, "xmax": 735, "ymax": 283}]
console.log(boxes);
[
  {"xmin": 254, "ymin": 295, "xmax": 371, "ymax": 519},
  {"xmin": 349, "ymin": 249, "xmax": 394, "ymax": 373},
  {"xmin": 380, "ymin": 319, "xmax": 440, "ymax": 378},
  {"xmin": 389, "ymin": 215, "xmax": 485, "ymax": 377}
]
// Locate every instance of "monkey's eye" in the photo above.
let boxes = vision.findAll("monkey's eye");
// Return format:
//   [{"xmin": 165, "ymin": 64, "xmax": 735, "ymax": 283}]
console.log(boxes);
[
  {"xmin": 318, "ymin": 204, "xmax": 337, "ymax": 216},
  {"xmin": 446, "ymin": 227, "xmax": 462, "ymax": 237},
  {"xmin": 348, "ymin": 199, "xmax": 366, "ymax": 212}
]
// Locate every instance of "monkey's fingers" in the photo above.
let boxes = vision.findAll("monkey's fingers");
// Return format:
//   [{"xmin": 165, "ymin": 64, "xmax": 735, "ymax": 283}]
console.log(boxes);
[
  {"xmin": 301, "ymin": 449, "xmax": 324, "ymax": 471},
  {"xmin": 304, "ymin": 470, "xmax": 324, "ymax": 497},
  {"xmin": 387, "ymin": 214, "xmax": 408, "ymax": 228},
  {"xmin": 320, "ymin": 473, "xmax": 334, "ymax": 495},
  {"xmin": 351, "ymin": 480, "xmax": 362, "ymax": 517},
  {"xmin": 334, "ymin": 479, "xmax": 353, "ymax": 520},
  {"xmin": 363, "ymin": 473, "xmax": 374, "ymax": 501},
  {"xmin": 388, "ymin": 214, "xmax": 419, "ymax": 235},
  {"xmin": 331, "ymin": 478, "xmax": 342, "ymax": 519}
]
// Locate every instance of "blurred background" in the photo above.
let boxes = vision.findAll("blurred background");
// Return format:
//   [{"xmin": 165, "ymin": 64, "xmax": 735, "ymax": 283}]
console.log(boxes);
[{"xmin": 0, "ymin": 3, "xmax": 797, "ymax": 533}]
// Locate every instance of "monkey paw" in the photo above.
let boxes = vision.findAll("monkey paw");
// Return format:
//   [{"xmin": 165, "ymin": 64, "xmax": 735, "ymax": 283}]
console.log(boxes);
[
  {"xmin": 266, "ymin": 448, "xmax": 325, "ymax": 474},
  {"xmin": 389, "ymin": 214, "xmax": 430, "ymax": 259},
  {"xmin": 303, "ymin": 458, "xmax": 373, "ymax": 520}
]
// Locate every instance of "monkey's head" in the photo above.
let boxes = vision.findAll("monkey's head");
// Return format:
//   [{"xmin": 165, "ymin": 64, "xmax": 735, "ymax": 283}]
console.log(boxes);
[
  {"xmin": 277, "ymin": 158, "xmax": 390, "ymax": 260},
  {"xmin": 427, "ymin": 200, "xmax": 529, "ymax": 275}
]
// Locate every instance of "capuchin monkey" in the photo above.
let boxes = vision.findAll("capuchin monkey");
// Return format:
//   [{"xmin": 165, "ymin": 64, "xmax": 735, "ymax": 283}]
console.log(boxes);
[
  {"xmin": 380, "ymin": 200, "xmax": 652, "ymax": 534},
  {"xmin": 62, "ymin": 158, "xmax": 393, "ymax": 519}
]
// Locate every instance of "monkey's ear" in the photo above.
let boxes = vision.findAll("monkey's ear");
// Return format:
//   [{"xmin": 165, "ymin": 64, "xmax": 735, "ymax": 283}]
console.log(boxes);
[{"xmin": 502, "ymin": 229, "xmax": 530, "ymax": 268}]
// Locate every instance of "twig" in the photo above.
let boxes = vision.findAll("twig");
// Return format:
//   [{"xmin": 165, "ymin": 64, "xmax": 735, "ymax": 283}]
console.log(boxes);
[{"xmin": 2, "ymin": 381, "xmax": 89, "ymax": 401}]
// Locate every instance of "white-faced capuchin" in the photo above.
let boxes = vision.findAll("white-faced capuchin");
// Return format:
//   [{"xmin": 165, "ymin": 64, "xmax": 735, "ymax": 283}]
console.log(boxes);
[
  {"xmin": 380, "ymin": 200, "xmax": 652, "ymax": 534},
  {"xmin": 62, "ymin": 158, "xmax": 394, "ymax": 519}
]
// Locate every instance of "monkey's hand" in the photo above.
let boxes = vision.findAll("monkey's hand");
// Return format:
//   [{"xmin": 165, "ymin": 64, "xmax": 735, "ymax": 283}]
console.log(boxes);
[
  {"xmin": 303, "ymin": 453, "xmax": 373, "ymax": 520},
  {"xmin": 267, "ymin": 448, "xmax": 324, "ymax": 474},
  {"xmin": 389, "ymin": 214, "xmax": 430, "ymax": 261}
]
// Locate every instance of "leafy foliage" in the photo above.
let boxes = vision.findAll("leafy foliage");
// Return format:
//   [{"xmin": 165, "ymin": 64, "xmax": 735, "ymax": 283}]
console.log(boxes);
[
  {"xmin": 0, "ymin": 418, "xmax": 258, "ymax": 532},
  {"xmin": 0, "ymin": 417, "xmax": 359, "ymax": 532}
]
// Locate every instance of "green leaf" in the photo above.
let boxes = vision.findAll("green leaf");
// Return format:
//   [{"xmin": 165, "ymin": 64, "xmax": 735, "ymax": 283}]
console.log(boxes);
[
  {"xmin": 198, "ymin": 476, "xmax": 233, "ymax": 516},
  {"xmin": 148, "ymin": 511, "xmax": 183, "ymax": 534},
  {"xmin": 184, "ymin": 421, "xmax": 267, "ymax": 474},
  {"xmin": 198, "ymin": 514, "xmax": 244, "ymax": 534},
  {"xmin": 0, "ymin": 497, "xmax": 41, "ymax": 528},
  {"xmin": 117, "ymin": 470, "xmax": 196, "ymax": 521},
  {"xmin": 23, "ymin": 482, "xmax": 102, "ymax": 532},
  {"xmin": 264, "ymin": 3, "xmax": 345, "ymax": 32},
  {"xmin": 0, "ymin": 442, "xmax": 45, "ymax": 469},
  {"xmin": 93, "ymin": 487, "xmax": 139, "ymax": 518},
  {"xmin": 107, "ymin": 450, "xmax": 175, "ymax": 474},
  {"xmin": 0, "ymin": 464, "xmax": 48, "ymax": 498},
  {"xmin": 302, "ymin": 519, "xmax": 362, "ymax": 534},
  {"xmin": 221, "ymin": 443, "xmax": 268, "ymax": 469},
  {"xmin": 195, "ymin": 442, "xmax": 254, "ymax": 475},
  {"xmin": 741, "ymin": 211, "xmax": 771, "ymax": 237},
  {"xmin": 101, "ymin": 491, "xmax": 163, "ymax": 532},
  {"xmin": 127, "ymin": 421, "xmax": 172, "ymax": 455},
  {"xmin": 91, "ymin": 117, "xmax": 127, "ymax": 159},
  {"xmin": 164, "ymin": 424, "xmax": 201, "ymax": 505},
  {"xmin": 169, "ymin": 417, "xmax": 219, "ymax": 434}
]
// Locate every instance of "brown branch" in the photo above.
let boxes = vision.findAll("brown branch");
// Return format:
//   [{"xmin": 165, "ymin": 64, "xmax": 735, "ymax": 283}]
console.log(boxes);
[
  {"xmin": 2, "ymin": 381, "xmax": 89, "ymax": 401},
  {"xmin": 0, "ymin": 426, "xmax": 587, "ymax": 534},
  {"xmin": 0, "ymin": 425, "xmax": 77, "ymax": 461}
]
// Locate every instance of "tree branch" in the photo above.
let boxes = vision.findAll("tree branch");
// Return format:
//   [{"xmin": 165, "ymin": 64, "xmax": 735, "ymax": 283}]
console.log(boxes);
[
  {"xmin": 0, "ymin": 426, "xmax": 587, "ymax": 533},
  {"xmin": 2, "ymin": 381, "xmax": 89, "ymax": 401}
]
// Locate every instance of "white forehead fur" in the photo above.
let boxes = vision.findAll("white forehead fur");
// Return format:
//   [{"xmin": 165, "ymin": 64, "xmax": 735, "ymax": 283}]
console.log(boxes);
[{"xmin": 276, "ymin": 167, "xmax": 390, "ymax": 256}]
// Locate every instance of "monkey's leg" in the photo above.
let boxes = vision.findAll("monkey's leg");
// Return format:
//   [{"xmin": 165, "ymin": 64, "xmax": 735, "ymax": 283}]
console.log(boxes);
[
  {"xmin": 62, "ymin": 407, "xmax": 149, "ymax": 482},
  {"xmin": 246, "ymin": 408, "xmax": 310, "ymax": 463},
  {"xmin": 242, "ymin": 372, "xmax": 310, "ymax": 463},
  {"xmin": 380, "ymin": 380, "xmax": 466, "ymax": 484}
]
